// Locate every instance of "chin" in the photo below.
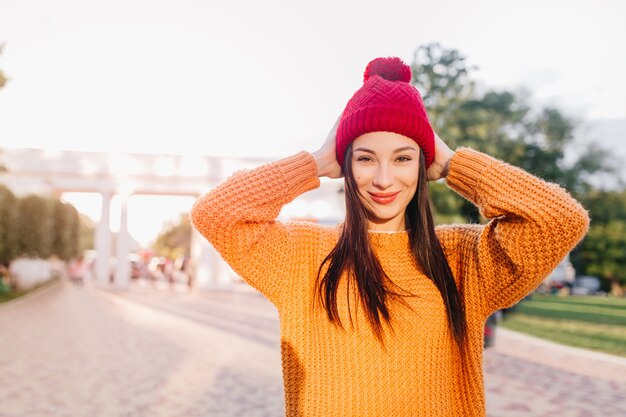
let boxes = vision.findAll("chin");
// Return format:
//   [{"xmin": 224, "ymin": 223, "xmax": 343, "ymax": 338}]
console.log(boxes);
[{"xmin": 367, "ymin": 208, "xmax": 403, "ymax": 224}]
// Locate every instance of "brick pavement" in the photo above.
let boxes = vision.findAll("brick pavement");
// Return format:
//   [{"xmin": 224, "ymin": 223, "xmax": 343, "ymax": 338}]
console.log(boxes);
[
  {"xmin": 0, "ymin": 280, "xmax": 284, "ymax": 417},
  {"xmin": 485, "ymin": 328, "xmax": 626, "ymax": 417},
  {"xmin": 1, "ymin": 278, "xmax": 625, "ymax": 417}
]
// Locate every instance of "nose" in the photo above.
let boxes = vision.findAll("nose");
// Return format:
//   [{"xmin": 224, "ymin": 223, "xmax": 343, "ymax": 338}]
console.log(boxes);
[{"xmin": 372, "ymin": 163, "xmax": 393, "ymax": 189}]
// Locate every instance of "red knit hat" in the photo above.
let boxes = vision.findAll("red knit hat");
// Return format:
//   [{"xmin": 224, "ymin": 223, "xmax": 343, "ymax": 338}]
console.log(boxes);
[{"xmin": 336, "ymin": 57, "xmax": 435, "ymax": 168}]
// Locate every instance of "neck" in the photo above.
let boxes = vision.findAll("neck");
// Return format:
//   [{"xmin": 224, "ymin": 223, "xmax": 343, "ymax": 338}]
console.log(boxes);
[{"xmin": 367, "ymin": 215, "xmax": 406, "ymax": 232}]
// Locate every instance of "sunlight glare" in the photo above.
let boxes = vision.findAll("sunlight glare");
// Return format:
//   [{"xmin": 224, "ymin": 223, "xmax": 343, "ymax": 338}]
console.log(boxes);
[
  {"xmin": 154, "ymin": 156, "xmax": 176, "ymax": 177},
  {"xmin": 61, "ymin": 192, "xmax": 196, "ymax": 248}
]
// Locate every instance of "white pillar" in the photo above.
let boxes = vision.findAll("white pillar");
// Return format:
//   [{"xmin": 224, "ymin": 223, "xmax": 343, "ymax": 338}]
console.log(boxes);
[
  {"xmin": 95, "ymin": 191, "xmax": 112, "ymax": 287},
  {"xmin": 115, "ymin": 192, "xmax": 131, "ymax": 289}
]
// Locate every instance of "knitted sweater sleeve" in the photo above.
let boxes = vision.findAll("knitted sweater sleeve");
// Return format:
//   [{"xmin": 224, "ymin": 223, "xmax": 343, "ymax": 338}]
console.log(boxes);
[
  {"xmin": 189, "ymin": 151, "xmax": 320, "ymax": 305},
  {"xmin": 445, "ymin": 148, "xmax": 590, "ymax": 317}
]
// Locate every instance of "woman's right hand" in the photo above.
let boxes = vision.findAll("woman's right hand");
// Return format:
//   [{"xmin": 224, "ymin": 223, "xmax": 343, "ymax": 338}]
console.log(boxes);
[{"xmin": 312, "ymin": 116, "xmax": 343, "ymax": 179}]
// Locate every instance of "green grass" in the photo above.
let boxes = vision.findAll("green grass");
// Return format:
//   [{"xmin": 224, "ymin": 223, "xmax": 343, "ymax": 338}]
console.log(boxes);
[
  {"xmin": 0, "ymin": 288, "xmax": 27, "ymax": 303},
  {"xmin": 0, "ymin": 278, "xmax": 58, "ymax": 304},
  {"xmin": 501, "ymin": 294, "xmax": 626, "ymax": 358}
]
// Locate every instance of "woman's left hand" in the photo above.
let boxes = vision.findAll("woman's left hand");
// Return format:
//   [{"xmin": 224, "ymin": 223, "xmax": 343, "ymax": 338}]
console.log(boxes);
[{"xmin": 426, "ymin": 132, "xmax": 455, "ymax": 181}]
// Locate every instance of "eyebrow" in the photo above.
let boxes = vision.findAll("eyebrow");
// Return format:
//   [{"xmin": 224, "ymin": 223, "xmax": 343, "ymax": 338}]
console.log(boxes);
[{"xmin": 353, "ymin": 146, "xmax": 418, "ymax": 154}]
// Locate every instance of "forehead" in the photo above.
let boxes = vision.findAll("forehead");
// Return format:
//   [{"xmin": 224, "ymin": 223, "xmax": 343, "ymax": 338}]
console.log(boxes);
[{"xmin": 353, "ymin": 131, "xmax": 417, "ymax": 152}]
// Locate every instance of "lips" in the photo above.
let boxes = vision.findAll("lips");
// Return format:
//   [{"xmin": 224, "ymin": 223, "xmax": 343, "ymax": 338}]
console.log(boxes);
[{"xmin": 368, "ymin": 191, "xmax": 400, "ymax": 205}]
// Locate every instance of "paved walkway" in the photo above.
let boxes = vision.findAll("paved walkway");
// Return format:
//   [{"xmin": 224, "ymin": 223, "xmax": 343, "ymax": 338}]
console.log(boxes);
[
  {"xmin": 1, "ymin": 278, "xmax": 625, "ymax": 417},
  {"xmin": 485, "ymin": 329, "xmax": 626, "ymax": 417}
]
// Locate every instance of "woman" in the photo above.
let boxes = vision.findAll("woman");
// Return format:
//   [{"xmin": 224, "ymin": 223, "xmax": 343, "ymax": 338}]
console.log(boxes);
[{"xmin": 190, "ymin": 57, "xmax": 589, "ymax": 416}]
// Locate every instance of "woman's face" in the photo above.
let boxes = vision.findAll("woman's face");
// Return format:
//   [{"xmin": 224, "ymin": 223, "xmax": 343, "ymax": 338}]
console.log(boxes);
[{"xmin": 350, "ymin": 132, "xmax": 421, "ymax": 232}]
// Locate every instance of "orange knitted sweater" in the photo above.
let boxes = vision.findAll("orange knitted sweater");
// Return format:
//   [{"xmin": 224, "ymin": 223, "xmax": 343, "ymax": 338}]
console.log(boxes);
[{"xmin": 190, "ymin": 148, "xmax": 589, "ymax": 417}]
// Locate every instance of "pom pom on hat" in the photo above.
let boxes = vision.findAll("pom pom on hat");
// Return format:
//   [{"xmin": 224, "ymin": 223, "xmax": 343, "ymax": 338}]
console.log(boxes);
[
  {"xmin": 336, "ymin": 56, "xmax": 435, "ymax": 168},
  {"xmin": 363, "ymin": 57, "xmax": 412, "ymax": 83}
]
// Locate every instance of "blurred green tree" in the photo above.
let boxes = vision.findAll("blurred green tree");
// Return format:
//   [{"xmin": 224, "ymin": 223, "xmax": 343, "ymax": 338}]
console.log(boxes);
[
  {"xmin": 571, "ymin": 189, "xmax": 626, "ymax": 295},
  {"xmin": 413, "ymin": 42, "xmax": 622, "ymax": 294},
  {"xmin": 78, "ymin": 214, "xmax": 95, "ymax": 253},
  {"xmin": 50, "ymin": 200, "xmax": 81, "ymax": 261},
  {"xmin": 151, "ymin": 213, "xmax": 191, "ymax": 260},
  {"xmin": 0, "ymin": 185, "xmax": 18, "ymax": 265},
  {"xmin": 0, "ymin": 42, "xmax": 8, "ymax": 90},
  {"xmin": 16, "ymin": 195, "xmax": 53, "ymax": 258},
  {"xmin": 412, "ymin": 42, "xmax": 615, "ymax": 223}
]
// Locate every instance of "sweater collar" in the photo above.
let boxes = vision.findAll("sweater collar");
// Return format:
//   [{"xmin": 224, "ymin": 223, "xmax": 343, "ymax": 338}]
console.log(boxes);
[
  {"xmin": 367, "ymin": 229, "xmax": 410, "ymax": 247},
  {"xmin": 332, "ymin": 224, "xmax": 411, "ymax": 247}
]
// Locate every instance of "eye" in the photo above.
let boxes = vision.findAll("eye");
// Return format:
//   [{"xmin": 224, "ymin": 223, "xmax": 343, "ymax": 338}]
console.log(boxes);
[
  {"xmin": 396, "ymin": 156, "xmax": 412, "ymax": 162},
  {"xmin": 356, "ymin": 156, "xmax": 374, "ymax": 162}
]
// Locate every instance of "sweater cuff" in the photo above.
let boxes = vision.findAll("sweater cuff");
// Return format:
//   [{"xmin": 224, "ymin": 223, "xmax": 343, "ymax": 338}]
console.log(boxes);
[
  {"xmin": 275, "ymin": 151, "xmax": 321, "ymax": 197},
  {"xmin": 445, "ymin": 147, "xmax": 497, "ymax": 202}
]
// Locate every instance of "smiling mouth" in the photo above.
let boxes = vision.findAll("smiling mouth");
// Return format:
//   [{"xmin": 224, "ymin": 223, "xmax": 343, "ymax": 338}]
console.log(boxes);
[{"xmin": 368, "ymin": 192, "xmax": 400, "ymax": 205}]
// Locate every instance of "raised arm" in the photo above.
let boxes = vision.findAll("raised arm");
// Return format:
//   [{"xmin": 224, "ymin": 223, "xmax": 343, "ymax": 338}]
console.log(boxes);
[
  {"xmin": 190, "ymin": 152, "xmax": 320, "ymax": 305},
  {"xmin": 443, "ymin": 147, "xmax": 590, "ymax": 317},
  {"xmin": 190, "ymin": 119, "xmax": 343, "ymax": 306}
]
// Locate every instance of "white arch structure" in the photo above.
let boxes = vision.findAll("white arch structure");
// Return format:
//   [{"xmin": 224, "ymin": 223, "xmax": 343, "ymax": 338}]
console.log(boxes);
[{"xmin": 0, "ymin": 148, "xmax": 345, "ymax": 290}]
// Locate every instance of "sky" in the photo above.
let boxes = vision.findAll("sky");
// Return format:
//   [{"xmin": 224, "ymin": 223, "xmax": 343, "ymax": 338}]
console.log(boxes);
[{"xmin": 1, "ymin": 0, "xmax": 625, "ymax": 246}]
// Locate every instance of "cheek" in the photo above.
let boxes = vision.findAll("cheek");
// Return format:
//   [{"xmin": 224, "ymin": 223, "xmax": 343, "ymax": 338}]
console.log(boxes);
[
  {"xmin": 351, "ymin": 168, "xmax": 368, "ymax": 186},
  {"xmin": 399, "ymin": 170, "xmax": 419, "ymax": 188},
  {"xmin": 406, "ymin": 187, "xmax": 417, "ymax": 202}
]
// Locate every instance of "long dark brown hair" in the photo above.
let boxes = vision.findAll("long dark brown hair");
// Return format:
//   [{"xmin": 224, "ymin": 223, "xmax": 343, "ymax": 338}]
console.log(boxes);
[{"xmin": 315, "ymin": 144, "xmax": 467, "ymax": 350}]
